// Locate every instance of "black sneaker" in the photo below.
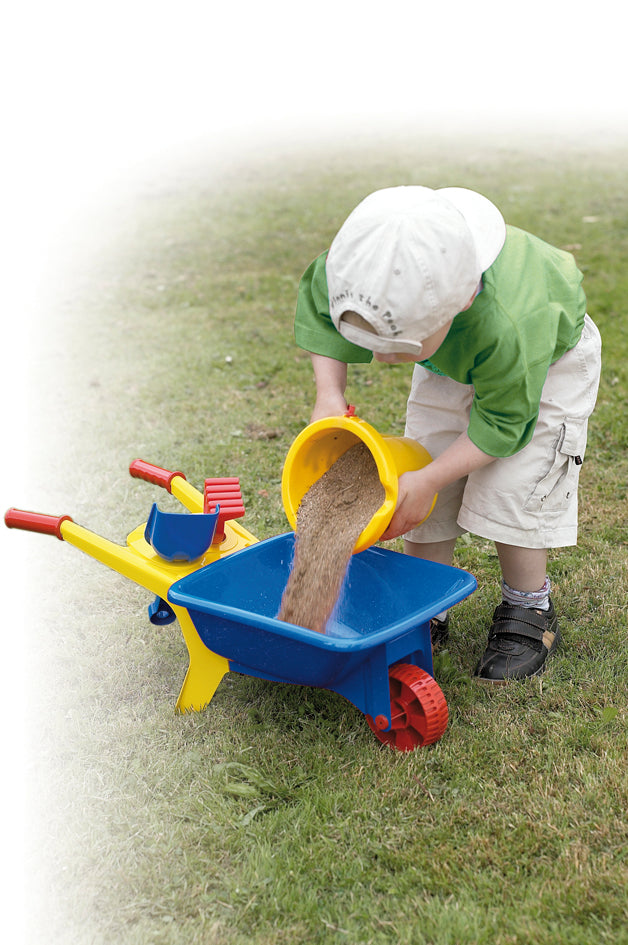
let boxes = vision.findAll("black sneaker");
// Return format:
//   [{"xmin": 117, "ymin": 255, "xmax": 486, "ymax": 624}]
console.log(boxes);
[
  {"xmin": 474, "ymin": 599, "xmax": 559, "ymax": 684},
  {"xmin": 430, "ymin": 614, "xmax": 450, "ymax": 649}
]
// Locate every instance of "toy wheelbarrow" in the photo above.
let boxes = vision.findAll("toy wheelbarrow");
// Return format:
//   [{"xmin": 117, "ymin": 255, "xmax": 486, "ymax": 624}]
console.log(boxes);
[{"xmin": 5, "ymin": 459, "xmax": 476, "ymax": 751}]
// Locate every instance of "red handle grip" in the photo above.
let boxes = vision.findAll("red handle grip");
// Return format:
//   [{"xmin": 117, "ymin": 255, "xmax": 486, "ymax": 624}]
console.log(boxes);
[
  {"xmin": 4, "ymin": 508, "xmax": 73, "ymax": 540},
  {"xmin": 129, "ymin": 459, "xmax": 187, "ymax": 493}
]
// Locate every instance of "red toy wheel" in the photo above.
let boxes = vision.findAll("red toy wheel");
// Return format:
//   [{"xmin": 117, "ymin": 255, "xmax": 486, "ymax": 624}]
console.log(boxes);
[{"xmin": 367, "ymin": 664, "xmax": 448, "ymax": 751}]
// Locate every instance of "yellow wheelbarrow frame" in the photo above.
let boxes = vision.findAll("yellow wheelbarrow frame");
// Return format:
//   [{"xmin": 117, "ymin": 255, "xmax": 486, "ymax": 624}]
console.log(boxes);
[{"xmin": 5, "ymin": 461, "xmax": 258, "ymax": 713}]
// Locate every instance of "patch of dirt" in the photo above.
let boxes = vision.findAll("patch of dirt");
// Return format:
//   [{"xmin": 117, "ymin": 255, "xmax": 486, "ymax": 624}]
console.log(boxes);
[{"xmin": 245, "ymin": 423, "xmax": 281, "ymax": 440}]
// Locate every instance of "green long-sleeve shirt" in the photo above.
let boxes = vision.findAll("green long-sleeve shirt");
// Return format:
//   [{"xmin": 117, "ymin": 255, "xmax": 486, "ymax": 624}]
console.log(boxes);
[{"xmin": 294, "ymin": 225, "xmax": 586, "ymax": 457}]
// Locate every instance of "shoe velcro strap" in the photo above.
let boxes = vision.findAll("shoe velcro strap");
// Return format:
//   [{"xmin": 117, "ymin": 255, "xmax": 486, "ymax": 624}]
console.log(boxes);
[
  {"xmin": 490, "ymin": 622, "xmax": 546, "ymax": 645},
  {"xmin": 490, "ymin": 607, "xmax": 551, "ymax": 644}
]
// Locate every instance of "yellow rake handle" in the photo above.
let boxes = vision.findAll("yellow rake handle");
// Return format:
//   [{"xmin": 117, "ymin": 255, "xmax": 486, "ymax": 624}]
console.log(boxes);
[{"xmin": 129, "ymin": 459, "xmax": 204, "ymax": 512}]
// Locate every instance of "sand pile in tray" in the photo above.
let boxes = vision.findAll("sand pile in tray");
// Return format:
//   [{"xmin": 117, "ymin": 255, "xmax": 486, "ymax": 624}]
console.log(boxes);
[{"xmin": 278, "ymin": 441, "xmax": 384, "ymax": 632}]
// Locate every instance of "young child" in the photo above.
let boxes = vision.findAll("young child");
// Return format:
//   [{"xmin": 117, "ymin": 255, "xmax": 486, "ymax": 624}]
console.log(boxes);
[{"xmin": 294, "ymin": 186, "xmax": 601, "ymax": 683}]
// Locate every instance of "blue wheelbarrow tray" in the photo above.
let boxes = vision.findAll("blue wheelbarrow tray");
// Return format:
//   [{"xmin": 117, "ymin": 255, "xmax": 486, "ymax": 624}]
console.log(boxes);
[{"xmin": 168, "ymin": 533, "xmax": 476, "ymax": 730}]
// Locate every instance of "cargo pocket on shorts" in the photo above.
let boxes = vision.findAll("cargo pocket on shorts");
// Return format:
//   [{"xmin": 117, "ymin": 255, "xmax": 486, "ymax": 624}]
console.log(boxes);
[{"xmin": 523, "ymin": 417, "xmax": 588, "ymax": 513}]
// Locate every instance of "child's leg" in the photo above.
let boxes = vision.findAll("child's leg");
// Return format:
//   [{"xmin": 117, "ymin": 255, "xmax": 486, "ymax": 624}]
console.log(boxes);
[
  {"xmin": 473, "ymin": 542, "xmax": 557, "ymax": 683},
  {"xmin": 495, "ymin": 543, "xmax": 547, "ymax": 592},
  {"xmin": 403, "ymin": 537, "xmax": 457, "ymax": 566},
  {"xmin": 404, "ymin": 538, "xmax": 458, "ymax": 647},
  {"xmin": 459, "ymin": 317, "xmax": 601, "ymax": 681},
  {"xmin": 402, "ymin": 370, "xmax": 472, "ymax": 649}
]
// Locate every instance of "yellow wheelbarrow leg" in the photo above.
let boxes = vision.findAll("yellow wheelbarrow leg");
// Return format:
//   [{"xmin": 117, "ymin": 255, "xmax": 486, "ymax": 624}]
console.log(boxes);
[
  {"xmin": 174, "ymin": 606, "xmax": 229, "ymax": 712},
  {"xmin": 61, "ymin": 520, "xmax": 232, "ymax": 712}
]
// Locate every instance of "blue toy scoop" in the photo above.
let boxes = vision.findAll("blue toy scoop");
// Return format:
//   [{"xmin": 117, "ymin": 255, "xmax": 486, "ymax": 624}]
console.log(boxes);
[{"xmin": 144, "ymin": 502, "xmax": 219, "ymax": 562}]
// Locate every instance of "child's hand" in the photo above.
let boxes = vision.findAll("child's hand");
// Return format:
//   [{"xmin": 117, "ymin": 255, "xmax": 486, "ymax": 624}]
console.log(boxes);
[{"xmin": 380, "ymin": 470, "xmax": 437, "ymax": 540}]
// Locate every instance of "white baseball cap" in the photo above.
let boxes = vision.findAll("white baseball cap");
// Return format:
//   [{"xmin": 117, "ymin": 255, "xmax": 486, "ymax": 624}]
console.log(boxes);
[{"xmin": 326, "ymin": 186, "xmax": 506, "ymax": 357}]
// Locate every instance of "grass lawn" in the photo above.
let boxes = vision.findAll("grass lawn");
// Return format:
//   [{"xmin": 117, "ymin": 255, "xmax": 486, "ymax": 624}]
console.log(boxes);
[{"xmin": 13, "ymin": 131, "xmax": 628, "ymax": 944}]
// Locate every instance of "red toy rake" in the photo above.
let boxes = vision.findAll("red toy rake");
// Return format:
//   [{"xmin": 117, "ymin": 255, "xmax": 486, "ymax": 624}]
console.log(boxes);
[{"xmin": 204, "ymin": 478, "xmax": 246, "ymax": 544}]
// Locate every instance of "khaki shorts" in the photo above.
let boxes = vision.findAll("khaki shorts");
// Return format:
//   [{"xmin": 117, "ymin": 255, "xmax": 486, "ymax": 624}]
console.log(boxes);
[{"xmin": 404, "ymin": 315, "xmax": 602, "ymax": 549}]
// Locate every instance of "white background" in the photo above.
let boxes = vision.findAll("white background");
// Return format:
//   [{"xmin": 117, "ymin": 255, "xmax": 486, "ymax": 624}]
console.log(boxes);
[{"xmin": 1, "ymin": 1, "xmax": 626, "ymax": 937}]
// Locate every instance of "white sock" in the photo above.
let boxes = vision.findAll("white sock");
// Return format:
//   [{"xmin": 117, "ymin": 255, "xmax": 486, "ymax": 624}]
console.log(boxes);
[{"xmin": 501, "ymin": 577, "xmax": 551, "ymax": 611}]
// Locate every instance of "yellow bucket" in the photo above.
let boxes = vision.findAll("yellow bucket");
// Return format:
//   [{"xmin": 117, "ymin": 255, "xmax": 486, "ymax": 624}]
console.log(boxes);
[{"xmin": 281, "ymin": 413, "xmax": 436, "ymax": 554}]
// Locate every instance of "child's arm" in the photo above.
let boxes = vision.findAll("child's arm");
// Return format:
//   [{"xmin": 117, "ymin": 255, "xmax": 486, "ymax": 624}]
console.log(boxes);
[
  {"xmin": 309, "ymin": 354, "xmax": 349, "ymax": 421},
  {"xmin": 381, "ymin": 431, "xmax": 496, "ymax": 540}
]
